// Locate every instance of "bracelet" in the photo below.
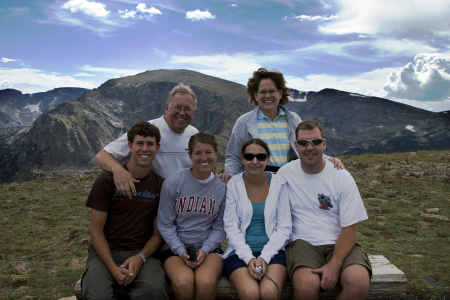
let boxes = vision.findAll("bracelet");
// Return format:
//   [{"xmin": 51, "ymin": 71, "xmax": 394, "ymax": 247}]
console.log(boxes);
[{"xmin": 138, "ymin": 252, "xmax": 146, "ymax": 264}]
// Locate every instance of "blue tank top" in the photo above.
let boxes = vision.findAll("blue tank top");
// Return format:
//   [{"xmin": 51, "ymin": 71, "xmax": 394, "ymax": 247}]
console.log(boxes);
[
  {"xmin": 245, "ymin": 202, "xmax": 269, "ymax": 252},
  {"xmin": 227, "ymin": 172, "xmax": 271, "ymax": 256}
]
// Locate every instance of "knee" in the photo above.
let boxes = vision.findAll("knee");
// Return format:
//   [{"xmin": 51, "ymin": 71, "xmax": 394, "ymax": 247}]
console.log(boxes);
[
  {"xmin": 195, "ymin": 273, "xmax": 217, "ymax": 292},
  {"xmin": 341, "ymin": 266, "xmax": 370, "ymax": 293},
  {"xmin": 260, "ymin": 284, "xmax": 278, "ymax": 300},
  {"xmin": 240, "ymin": 288, "xmax": 260, "ymax": 300},
  {"xmin": 171, "ymin": 273, "xmax": 195, "ymax": 292},
  {"xmin": 292, "ymin": 272, "xmax": 320, "ymax": 297}
]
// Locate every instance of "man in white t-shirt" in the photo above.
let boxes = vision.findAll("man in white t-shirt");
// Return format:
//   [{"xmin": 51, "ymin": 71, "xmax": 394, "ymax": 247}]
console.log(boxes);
[
  {"xmin": 95, "ymin": 83, "xmax": 199, "ymax": 198},
  {"xmin": 277, "ymin": 120, "xmax": 371, "ymax": 300}
]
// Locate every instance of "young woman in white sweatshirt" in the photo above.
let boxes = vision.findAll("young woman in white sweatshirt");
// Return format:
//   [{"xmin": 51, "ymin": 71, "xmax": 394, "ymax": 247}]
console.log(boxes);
[{"xmin": 223, "ymin": 138, "xmax": 292, "ymax": 300}]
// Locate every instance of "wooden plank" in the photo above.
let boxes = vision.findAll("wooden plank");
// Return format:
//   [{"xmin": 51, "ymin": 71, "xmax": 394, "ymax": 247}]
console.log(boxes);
[{"xmin": 74, "ymin": 255, "xmax": 406, "ymax": 300}]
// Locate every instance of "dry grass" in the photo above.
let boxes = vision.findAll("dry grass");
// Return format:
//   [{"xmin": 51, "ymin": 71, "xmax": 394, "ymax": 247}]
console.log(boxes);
[{"xmin": 0, "ymin": 150, "xmax": 449, "ymax": 299}]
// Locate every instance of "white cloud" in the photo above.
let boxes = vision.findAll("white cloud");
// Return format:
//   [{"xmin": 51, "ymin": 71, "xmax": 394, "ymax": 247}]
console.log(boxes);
[
  {"xmin": 375, "ymin": 53, "xmax": 450, "ymax": 101},
  {"xmin": 172, "ymin": 29, "xmax": 190, "ymax": 36},
  {"xmin": 319, "ymin": 0, "xmax": 450, "ymax": 36},
  {"xmin": 1, "ymin": 80, "xmax": 13, "ymax": 89},
  {"xmin": 136, "ymin": 4, "xmax": 161, "ymax": 14},
  {"xmin": 3, "ymin": 7, "xmax": 30, "ymax": 18},
  {"xmin": 0, "ymin": 67, "xmax": 97, "ymax": 93},
  {"xmin": 1, "ymin": 58, "xmax": 17, "ymax": 63},
  {"xmin": 73, "ymin": 72, "xmax": 95, "ymax": 76},
  {"xmin": 118, "ymin": 9, "xmax": 138, "ymax": 19},
  {"xmin": 283, "ymin": 14, "xmax": 337, "ymax": 21},
  {"xmin": 79, "ymin": 65, "xmax": 145, "ymax": 77},
  {"xmin": 38, "ymin": 4, "xmax": 121, "ymax": 37},
  {"xmin": 61, "ymin": 0, "xmax": 110, "ymax": 17},
  {"xmin": 285, "ymin": 67, "xmax": 395, "ymax": 96},
  {"xmin": 169, "ymin": 53, "xmax": 260, "ymax": 84},
  {"xmin": 118, "ymin": 4, "xmax": 161, "ymax": 20},
  {"xmin": 186, "ymin": 9, "xmax": 215, "ymax": 21},
  {"xmin": 228, "ymin": 4, "xmax": 238, "ymax": 7},
  {"xmin": 152, "ymin": 48, "xmax": 167, "ymax": 58},
  {"xmin": 292, "ymin": 39, "xmax": 442, "ymax": 63}
]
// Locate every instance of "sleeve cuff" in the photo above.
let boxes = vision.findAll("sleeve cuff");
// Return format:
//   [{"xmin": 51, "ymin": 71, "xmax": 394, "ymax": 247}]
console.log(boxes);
[
  {"xmin": 175, "ymin": 246, "xmax": 186, "ymax": 257},
  {"xmin": 200, "ymin": 245, "xmax": 213, "ymax": 256},
  {"xmin": 259, "ymin": 252, "xmax": 272, "ymax": 266}
]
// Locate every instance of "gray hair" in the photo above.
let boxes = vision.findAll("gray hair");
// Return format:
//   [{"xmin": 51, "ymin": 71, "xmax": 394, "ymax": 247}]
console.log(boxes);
[{"xmin": 167, "ymin": 83, "xmax": 197, "ymax": 109}]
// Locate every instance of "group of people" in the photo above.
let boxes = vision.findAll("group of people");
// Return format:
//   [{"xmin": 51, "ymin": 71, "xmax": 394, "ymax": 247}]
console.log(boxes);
[{"xmin": 81, "ymin": 68, "xmax": 371, "ymax": 300}]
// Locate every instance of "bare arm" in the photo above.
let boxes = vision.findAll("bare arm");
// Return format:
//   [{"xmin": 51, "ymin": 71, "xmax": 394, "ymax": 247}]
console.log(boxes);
[
  {"xmin": 121, "ymin": 217, "xmax": 164, "ymax": 285},
  {"xmin": 311, "ymin": 223, "xmax": 357, "ymax": 290},
  {"xmin": 95, "ymin": 150, "xmax": 138, "ymax": 199},
  {"xmin": 90, "ymin": 209, "xmax": 131, "ymax": 286}
]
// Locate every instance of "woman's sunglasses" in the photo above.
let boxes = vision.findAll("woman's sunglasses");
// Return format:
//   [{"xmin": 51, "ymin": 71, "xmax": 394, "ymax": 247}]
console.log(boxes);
[{"xmin": 243, "ymin": 153, "xmax": 268, "ymax": 161}]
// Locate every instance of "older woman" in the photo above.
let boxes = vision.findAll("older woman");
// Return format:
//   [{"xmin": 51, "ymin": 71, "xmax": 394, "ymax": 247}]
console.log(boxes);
[{"xmin": 222, "ymin": 68, "xmax": 340, "ymax": 181}]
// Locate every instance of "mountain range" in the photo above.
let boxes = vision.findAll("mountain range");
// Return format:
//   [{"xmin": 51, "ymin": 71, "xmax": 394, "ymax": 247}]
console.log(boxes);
[{"xmin": 0, "ymin": 69, "xmax": 448, "ymax": 183}]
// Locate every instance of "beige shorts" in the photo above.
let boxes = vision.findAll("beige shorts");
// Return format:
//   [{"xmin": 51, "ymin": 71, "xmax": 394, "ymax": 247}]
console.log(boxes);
[{"xmin": 285, "ymin": 239, "xmax": 372, "ymax": 279}]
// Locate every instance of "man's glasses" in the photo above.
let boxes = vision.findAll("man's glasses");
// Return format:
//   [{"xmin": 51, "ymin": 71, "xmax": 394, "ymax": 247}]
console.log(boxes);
[
  {"xmin": 170, "ymin": 104, "xmax": 195, "ymax": 114},
  {"xmin": 243, "ymin": 153, "xmax": 268, "ymax": 161},
  {"xmin": 257, "ymin": 89, "xmax": 280, "ymax": 96},
  {"xmin": 296, "ymin": 139, "xmax": 324, "ymax": 147}
]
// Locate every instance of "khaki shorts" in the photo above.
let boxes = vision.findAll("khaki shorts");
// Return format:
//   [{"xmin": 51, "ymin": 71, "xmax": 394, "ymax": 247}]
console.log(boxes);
[{"xmin": 285, "ymin": 239, "xmax": 372, "ymax": 279}]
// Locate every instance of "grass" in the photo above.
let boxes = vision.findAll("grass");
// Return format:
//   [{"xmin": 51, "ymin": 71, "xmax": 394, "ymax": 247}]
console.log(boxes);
[{"xmin": 0, "ymin": 150, "xmax": 449, "ymax": 299}]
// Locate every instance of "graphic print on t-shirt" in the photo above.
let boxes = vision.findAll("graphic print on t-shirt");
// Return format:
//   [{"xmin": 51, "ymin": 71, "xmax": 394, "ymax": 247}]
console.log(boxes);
[
  {"xmin": 174, "ymin": 196, "xmax": 220, "ymax": 216},
  {"xmin": 318, "ymin": 193, "xmax": 333, "ymax": 210}
]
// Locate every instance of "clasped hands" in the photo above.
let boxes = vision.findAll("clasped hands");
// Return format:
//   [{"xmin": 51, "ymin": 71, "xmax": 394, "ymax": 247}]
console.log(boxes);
[
  {"xmin": 248, "ymin": 257, "xmax": 267, "ymax": 281},
  {"xmin": 182, "ymin": 249, "xmax": 206, "ymax": 269},
  {"xmin": 111, "ymin": 254, "xmax": 143, "ymax": 286}
]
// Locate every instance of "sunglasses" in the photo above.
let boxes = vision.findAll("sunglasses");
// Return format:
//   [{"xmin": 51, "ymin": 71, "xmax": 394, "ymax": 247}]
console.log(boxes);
[
  {"xmin": 296, "ymin": 139, "xmax": 324, "ymax": 147},
  {"xmin": 243, "ymin": 153, "xmax": 268, "ymax": 161}
]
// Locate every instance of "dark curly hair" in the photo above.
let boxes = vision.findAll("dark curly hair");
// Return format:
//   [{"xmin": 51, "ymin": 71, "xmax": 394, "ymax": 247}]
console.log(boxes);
[
  {"xmin": 127, "ymin": 121, "xmax": 161, "ymax": 144},
  {"xmin": 247, "ymin": 68, "xmax": 292, "ymax": 106}
]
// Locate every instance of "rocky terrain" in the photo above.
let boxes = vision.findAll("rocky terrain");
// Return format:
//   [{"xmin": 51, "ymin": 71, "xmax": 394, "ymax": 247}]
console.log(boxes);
[
  {"xmin": 0, "ymin": 88, "xmax": 90, "ymax": 153},
  {"xmin": 0, "ymin": 69, "xmax": 448, "ymax": 183},
  {"xmin": 0, "ymin": 88, "xmax": 89, "ymax": 128}
]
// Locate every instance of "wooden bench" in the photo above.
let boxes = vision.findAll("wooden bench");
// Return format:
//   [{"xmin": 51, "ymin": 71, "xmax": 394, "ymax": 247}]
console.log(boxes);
[{"xmin": 75, "ymin": 255, "xmax": 406, "ymax": 299}]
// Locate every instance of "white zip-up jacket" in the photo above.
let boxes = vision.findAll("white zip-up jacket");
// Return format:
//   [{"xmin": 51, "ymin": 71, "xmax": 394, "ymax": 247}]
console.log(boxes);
[{"xmin": 222, "ymin": 172, "xmax": 292, "ymax": 265}]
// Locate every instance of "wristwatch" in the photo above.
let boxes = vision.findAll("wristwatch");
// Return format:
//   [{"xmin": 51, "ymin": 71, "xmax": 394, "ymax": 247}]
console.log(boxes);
[{"xmin": 137, "ymin": 252, "xmax": 146, "ymax": 264}]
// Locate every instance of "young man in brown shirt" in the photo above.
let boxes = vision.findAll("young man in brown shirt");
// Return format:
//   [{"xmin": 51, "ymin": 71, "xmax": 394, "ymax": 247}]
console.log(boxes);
[{"xmin": 81, "ymin": 121, "xmax": 168, "ymax": 300}]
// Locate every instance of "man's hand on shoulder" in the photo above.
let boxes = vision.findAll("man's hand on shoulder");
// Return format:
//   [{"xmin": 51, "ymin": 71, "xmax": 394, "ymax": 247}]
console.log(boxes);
[
  {"xmin": 218, "ymin": 173, "xmax": 232, "ymax": 183},
  {"xmin": 112, "ymin": 165, "xmax": 140, "ymax": 199},
  {"xmin": 120, "ymin": 254, "xmax": 143, "ymax": 286},
  {"xmin": 328, "ymin": 157, "xmax": 345, "ymax": 170},
  {"xmin": 311, "ymin": 260, "xmax": 341, "ymax": 290}
]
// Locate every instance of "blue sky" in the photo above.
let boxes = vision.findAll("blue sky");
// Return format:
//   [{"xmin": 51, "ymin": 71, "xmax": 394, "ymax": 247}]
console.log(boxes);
[{"xmin": 1, "ymin": 0, "xmax": 450, "ymax": 112}]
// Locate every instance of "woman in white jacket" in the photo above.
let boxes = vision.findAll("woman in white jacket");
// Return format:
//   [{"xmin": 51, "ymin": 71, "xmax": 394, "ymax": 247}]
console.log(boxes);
[{"xmin": 223, "ymin": 138, "xmax": 291, "ymax": 300}]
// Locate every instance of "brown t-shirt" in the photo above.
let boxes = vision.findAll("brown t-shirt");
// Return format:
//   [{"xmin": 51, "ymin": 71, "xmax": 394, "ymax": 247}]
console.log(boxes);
[{"xmin": 86, "ymin": 166, "xmax": 164, "ymax": 252}]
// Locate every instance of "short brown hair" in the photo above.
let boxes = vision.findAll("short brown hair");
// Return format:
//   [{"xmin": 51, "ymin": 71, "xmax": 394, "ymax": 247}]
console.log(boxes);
[
  {"xmin": 188, "ymin": 131, "xmax": 218, "ymax": 153},
  {"xmin": 295, "ymin": 120, "xmax": 324, "ymax": 139},
  {"xmin": 247, "ymin": 68, "xmax": 292, "ymax": 106},
  {"xmin": 127, "ymin": 121, "xmax": 161, "ymax": 144}
]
